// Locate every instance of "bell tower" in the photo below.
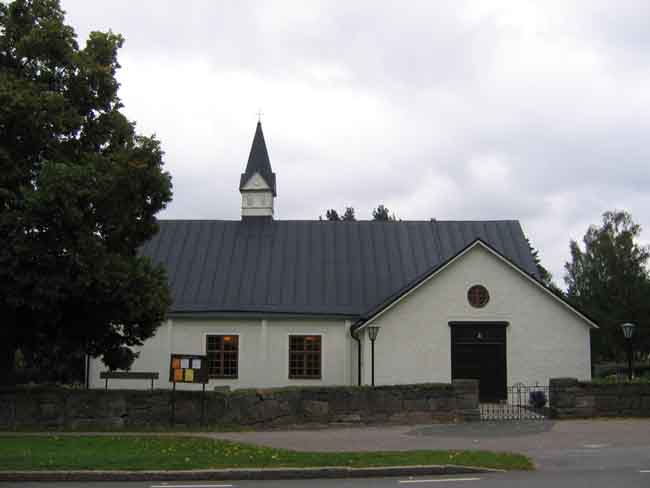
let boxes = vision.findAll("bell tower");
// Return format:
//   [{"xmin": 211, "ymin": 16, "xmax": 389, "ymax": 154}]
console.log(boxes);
[{"xmin": 239, "ymin": 121, "xmax": 276, "ymax": 219}]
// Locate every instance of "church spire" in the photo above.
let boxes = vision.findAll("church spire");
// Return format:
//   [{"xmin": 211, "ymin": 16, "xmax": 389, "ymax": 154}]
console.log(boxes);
[
  {"xmin": 239, "ymin": 122, "xmax": 277, "ymax": 220},
  {"xmin": 239, "ymin": 121, "xmax": 276, "ymax": 196}
]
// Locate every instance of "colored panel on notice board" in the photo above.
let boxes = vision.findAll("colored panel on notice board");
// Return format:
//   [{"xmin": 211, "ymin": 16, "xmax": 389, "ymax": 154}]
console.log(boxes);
[
  {"xmin": 174, "ymin": 369, "xmax": 183, "ymax": 381},
  {"xmin": 181, "ymin": 358, "xmax": 190, "ymax": 369},
  {"xmin": 172, "ymin": 358, "xmax": 181, "ymax": 369},
  {"xmin": 185, "ymin": 369, "xmax": 194, "ymax": 382},
  {"xmin": 192, "ymin": 359, "xmax": 201, "ymax": 369}
]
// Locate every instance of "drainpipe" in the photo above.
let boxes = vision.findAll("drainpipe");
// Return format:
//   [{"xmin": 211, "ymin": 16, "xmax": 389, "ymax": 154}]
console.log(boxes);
[
  {"xmin": 85, "ymin": 354, "xmax": 90, "ymax": 390},
  {"xmin": 351, "ymin": 326, "xmax": 362, "ymax": 386}
]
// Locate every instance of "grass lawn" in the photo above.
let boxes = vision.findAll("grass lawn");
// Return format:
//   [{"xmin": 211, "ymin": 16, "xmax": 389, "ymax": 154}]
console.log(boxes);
[{"xmin": 0, "ymin": 436, "xmax": 533, "ymax": 471}]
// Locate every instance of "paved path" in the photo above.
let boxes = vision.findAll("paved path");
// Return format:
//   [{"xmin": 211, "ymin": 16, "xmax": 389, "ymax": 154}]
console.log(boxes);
[{"xmin": 212, "ymin": 419, "xmax": 650, "ymax": 471}]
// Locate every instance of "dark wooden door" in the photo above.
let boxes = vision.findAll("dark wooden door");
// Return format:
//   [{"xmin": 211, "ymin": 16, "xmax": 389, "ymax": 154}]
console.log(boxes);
[{"xmin": 451, "ymin": 323, "xmax": 507, "ymax": 402}]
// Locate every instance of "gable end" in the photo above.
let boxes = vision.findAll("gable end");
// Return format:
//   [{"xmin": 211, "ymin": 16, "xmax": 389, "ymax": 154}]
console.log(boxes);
[{"xmin": 352, "ymin": 239, "xmax": 599, "ymax": 334}]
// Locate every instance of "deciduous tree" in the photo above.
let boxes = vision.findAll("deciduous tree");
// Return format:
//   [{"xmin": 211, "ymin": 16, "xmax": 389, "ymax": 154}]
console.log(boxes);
[
  {"xmin": 0, "ymin": 0, "xmax": 172, "ymax": 383},
  {"xmin": 564, "ymin": 211, "xmax": 650, "ymax": 362}
]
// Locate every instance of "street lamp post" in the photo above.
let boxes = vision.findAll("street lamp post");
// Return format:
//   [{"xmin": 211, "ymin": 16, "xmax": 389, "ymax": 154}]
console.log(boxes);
[
  {"xmin": 620, "ymin": 322, "xmax": 636, "ymax": 381},
  {"xmin": 367, "ymin": 326, "xmax": 380, "ymax": 387}
]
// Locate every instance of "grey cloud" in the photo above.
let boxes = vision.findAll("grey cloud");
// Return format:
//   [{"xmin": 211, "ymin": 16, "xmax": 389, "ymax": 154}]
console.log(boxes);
[{"xmin": 61, "ymin": 0, "xmax": 650, "ymax": 285}]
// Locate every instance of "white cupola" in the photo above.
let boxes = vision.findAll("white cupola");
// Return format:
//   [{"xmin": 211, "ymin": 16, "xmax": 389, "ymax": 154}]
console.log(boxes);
[{"xmin": 239, "ymin": 121, "xmax": 277, "ymax": 220}]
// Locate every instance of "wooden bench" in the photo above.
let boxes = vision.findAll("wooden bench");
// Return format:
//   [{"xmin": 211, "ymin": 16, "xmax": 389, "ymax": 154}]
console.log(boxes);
[{"xmin": 99, "ymin": 371, "xmax": 159, "ymax": 390}]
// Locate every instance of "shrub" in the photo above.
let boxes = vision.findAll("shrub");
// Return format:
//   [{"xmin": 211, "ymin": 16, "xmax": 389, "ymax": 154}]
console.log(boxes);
[
  {"xmin": 591, "ymin": 376, "xmax": 650, "ymax": 385},
  {"xmin": 529, "ymin": 390, "xmax": 547, "ymax": 408}
]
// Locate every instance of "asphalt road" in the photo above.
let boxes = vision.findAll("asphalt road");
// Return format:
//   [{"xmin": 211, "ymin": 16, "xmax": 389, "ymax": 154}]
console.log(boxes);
[{"xmin": 2, "ymin": 470, "xmax": 650, "ymax": 488}]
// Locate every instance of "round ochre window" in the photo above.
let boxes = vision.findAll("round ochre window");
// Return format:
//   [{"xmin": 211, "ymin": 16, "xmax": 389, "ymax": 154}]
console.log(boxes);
[{"xmin": 467, "ymin": 285, "xmax": 489, "ymax": 308}]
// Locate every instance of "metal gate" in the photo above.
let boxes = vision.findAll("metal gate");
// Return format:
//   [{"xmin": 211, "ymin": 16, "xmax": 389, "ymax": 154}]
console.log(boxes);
[{"xmin": 480, "ymin": 383, "xmax": 552, "ymax": 421}]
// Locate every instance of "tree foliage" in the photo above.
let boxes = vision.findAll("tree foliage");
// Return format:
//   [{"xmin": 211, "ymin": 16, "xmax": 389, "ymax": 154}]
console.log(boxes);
[
  {"xmin": 525, "ymin": 238, "xmax": 563, "ymax": 295},
  {"xmin": 0, "ymin": 0, "xmax": 173, "ymax": 383},
  {"xmin": 321, "ymin": 205, "xmax": 397, "ymax": 221},
  {"xmin": 341, "ymin": 206, "xmax": 356, "ymax": 221},
  {"xmin": 564, "ymin": 211, "xmax": 650, "ymax": 362},
  {"xmin": 325, "ymin": 209, "xmax": 340, "ymax": 221},
  {"xmin": 372, "ymin": 204, "xmax": 395, "ymax": 221},
  {"xmin": 323, "ymin": 207, "xmax": 356, "ymax": 221}
]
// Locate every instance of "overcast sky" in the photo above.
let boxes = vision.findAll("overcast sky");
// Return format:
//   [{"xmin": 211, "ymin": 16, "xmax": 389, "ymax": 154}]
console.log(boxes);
[{"xmin": 61, "ymin": 0, "xmax": 650, "ymax": 285}]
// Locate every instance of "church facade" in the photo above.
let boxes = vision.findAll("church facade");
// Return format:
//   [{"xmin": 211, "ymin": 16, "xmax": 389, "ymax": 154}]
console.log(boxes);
[{"xmin": 89, "ymin": 123, "xmax": 595, "ymax": 399}]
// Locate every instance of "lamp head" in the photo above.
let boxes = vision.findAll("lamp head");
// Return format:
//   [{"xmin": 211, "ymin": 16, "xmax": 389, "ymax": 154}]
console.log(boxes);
[
  {"xmin": 621, "ymin": 322, "xmax": 636, "ymax": 340},
  {"xmin": 367, "ymin": 326, "xmax": 380, "ymax": 341}
]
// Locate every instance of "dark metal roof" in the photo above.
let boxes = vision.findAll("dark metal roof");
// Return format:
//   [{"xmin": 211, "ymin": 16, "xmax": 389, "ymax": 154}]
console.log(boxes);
[
  {"xmin": 142, "ymin": 219, "xmax": 538, "ymax": 317},
  {"xmin": 239, "ymin": 122, "xmax": 277, "ymax": 196}
]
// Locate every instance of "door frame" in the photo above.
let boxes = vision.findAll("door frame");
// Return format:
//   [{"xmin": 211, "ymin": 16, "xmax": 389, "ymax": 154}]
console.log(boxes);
[{"xmin": 449, "ymin": 321, "xmax": 509, "ymax": 401}]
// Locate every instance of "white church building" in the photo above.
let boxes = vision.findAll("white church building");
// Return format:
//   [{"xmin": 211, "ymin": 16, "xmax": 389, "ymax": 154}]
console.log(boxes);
[{"xmin": 89, "ymin": 122, "xmax": 595, "ymax": 400}]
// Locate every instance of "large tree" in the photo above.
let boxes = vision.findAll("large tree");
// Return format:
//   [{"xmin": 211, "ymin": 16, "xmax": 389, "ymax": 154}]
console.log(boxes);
[
  {"xmin": 564, "ymin": 211, "xmax": 650, "ymax": 362},
  {"xmin": 0, "ymin": 0, "xmax": 173, "ymax": 383}
]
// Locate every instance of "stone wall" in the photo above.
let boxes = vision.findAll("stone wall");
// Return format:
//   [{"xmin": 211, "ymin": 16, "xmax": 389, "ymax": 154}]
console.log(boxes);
[
  {"xmin": 550, "ymin": 378, "xmax": 650, "ymax": 418},
  {"xmin": 0, "ymin": 380, "xmax": 478, "ymax": 429}
]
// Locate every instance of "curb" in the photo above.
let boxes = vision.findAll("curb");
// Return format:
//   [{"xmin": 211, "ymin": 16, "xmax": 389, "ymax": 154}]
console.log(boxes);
[{"xmin": 0, "ymin": 465, "xmax": 503, "ymax": 482}]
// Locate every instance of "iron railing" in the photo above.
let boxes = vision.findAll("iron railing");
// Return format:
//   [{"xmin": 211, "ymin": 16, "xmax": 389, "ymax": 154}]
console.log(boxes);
[{"xmin": 480, "ymin": 383, "xmax": 552, "ymax": 421}]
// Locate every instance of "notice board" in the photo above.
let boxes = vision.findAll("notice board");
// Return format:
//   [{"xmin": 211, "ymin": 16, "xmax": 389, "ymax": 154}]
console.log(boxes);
[{"xmin": 169, "ymin": 353, "xmax": 208, "ymax": 384}]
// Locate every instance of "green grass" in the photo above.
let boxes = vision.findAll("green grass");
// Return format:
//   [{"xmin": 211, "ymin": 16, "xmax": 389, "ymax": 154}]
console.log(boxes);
[{"xmin": 0, "ymin": 436, "xmax": 533, "ymax": 471}]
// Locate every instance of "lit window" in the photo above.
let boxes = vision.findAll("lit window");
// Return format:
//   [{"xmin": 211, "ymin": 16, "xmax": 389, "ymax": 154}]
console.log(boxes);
[{"xmin": 206, "ymin": 335, "xmax": 238, "ymax": 378}]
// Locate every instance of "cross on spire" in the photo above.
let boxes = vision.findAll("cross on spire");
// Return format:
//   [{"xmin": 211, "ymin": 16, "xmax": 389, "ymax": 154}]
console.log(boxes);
[{"xmin": 256, "ymin": 109, "xmax": 263, "ymax": 122}]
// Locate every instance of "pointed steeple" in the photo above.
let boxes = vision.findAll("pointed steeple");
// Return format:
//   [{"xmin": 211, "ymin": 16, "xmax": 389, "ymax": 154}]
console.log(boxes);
[
  {"xmin": 239, "ymin": 121, "xmax": 277, "ymax": 196},
  {"xmin": 239, "ymin": 122, "xmax": 277, "ymax": 220}
]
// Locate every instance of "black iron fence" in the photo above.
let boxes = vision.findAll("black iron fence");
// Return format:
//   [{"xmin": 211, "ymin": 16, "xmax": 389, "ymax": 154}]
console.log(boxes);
[{"xmin": 480, "ymin": 383, "xmax": 552, "ymax": 421}]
